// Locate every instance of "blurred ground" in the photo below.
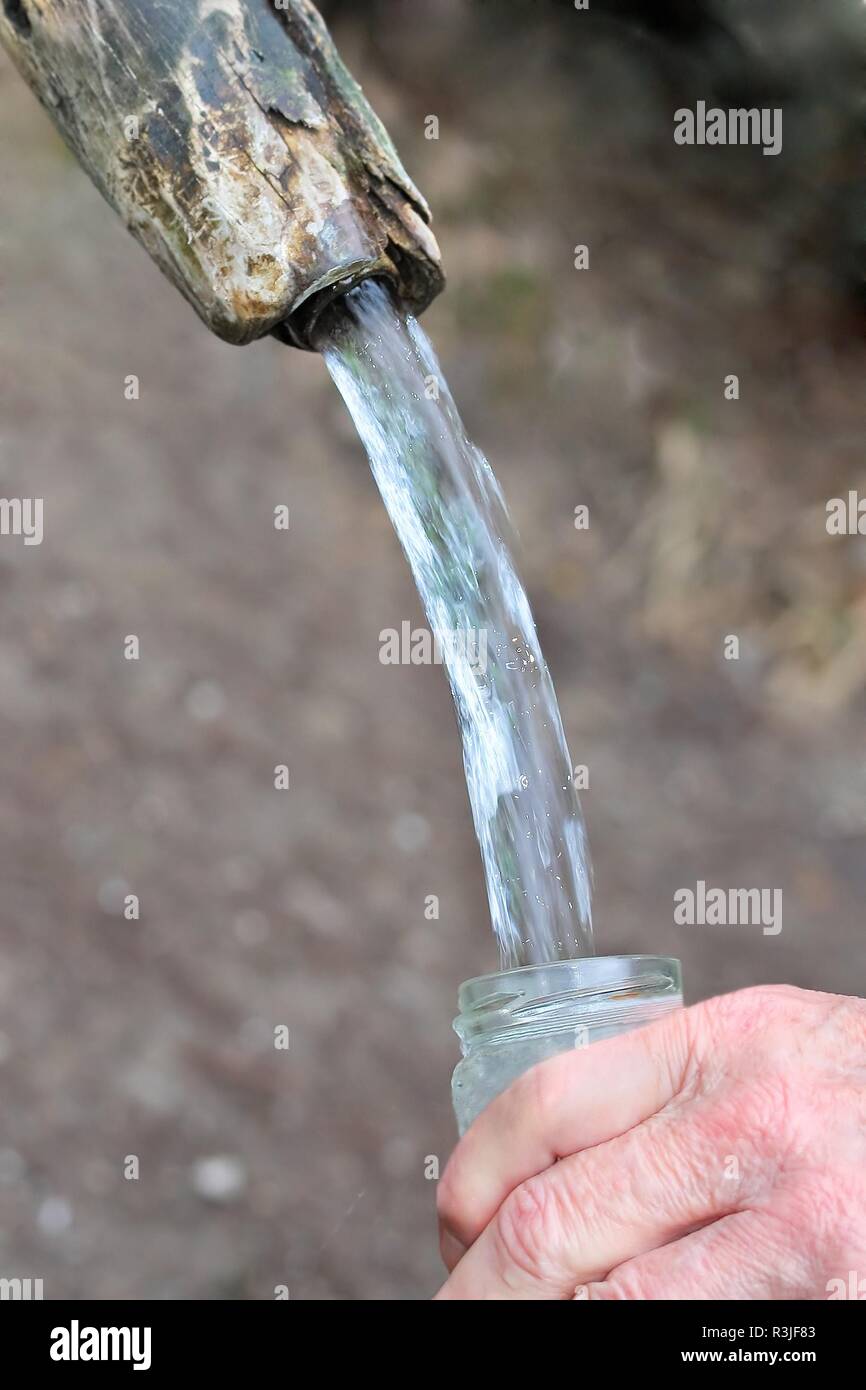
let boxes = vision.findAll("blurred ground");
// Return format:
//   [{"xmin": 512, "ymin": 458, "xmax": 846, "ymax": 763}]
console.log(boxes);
[{"xmin": 0, "ymin": 0, "xmax": 865, "ymax": 1299}]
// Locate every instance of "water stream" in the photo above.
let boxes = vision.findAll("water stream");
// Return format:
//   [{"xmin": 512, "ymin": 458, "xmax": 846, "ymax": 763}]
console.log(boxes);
[{"xmin": 315, "ymin": 280, "xmax": 593, "ymax": 971}]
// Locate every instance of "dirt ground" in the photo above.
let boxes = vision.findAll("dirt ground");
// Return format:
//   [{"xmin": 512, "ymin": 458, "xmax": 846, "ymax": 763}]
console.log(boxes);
[{"xmin": 0, "ymin": 0, "xmax": 864, "ymax": 1299}]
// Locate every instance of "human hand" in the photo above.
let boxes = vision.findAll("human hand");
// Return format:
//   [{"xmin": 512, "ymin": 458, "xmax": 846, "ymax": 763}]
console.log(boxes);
[{"xmin": 436, "ymin": 985, "xmax": 866, "ymax": 1299}]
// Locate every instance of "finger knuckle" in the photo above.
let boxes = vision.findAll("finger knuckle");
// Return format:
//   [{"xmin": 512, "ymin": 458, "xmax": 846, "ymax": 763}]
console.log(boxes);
[
  {"xmin": 700, "ymin": 984, "xmax": 797, "ymax": 1039},
  {"xmin": 823, "ymin": 993, "xmax": 866, "ymax": 1055},
  {"xmin": 436, "ymin": 1163, "xmax": 456, "ymax": 1221},
  {"xmin": 778, "ymin": 1171, "xmax": 866, "ymax": 1278},
  {"xmin": 598, "ymin": 1263, "xmax": 656, "ymax": 1301},
  {"xmin": 697, "ymin": 1072, "xmax": 797, "ymax": 1170},
  {"xmin": 692, "ymin": 985, "xmax": 814, "ymax": 1089},
  {"xmin": 436, "ymin": 1149, "xmax": 472, "ymax": 1236},
  {"xmin": 495, "ymin": 1176, "xmax": 562, "ymax": 1283}
]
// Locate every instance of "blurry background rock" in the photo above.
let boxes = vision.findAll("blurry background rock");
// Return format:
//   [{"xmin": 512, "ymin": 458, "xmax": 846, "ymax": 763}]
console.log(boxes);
[{"xmin": 0, "ymin": 0, "xmax": 864, "ymax": 1299}]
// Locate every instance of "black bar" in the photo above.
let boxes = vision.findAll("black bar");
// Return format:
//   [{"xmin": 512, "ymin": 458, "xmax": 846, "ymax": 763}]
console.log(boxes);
[{"xmin": 0, "ymin": 1300, "xmax": 860, "ymax": 1374}]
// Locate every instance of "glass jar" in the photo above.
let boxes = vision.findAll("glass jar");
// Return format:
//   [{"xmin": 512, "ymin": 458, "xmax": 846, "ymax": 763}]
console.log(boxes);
[{"xmin": 451, "ymin": 955, "xmax": 683, "ymax": 1135}]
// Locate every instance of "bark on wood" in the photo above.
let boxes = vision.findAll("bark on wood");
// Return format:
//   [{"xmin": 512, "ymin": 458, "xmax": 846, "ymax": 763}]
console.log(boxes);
[{"xmin": 0, "ymin": 0, "xmax": 444, "ymax": 346}]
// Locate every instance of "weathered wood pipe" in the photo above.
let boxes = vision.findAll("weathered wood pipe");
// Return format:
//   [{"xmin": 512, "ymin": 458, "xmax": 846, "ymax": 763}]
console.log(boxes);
[{"xmin": 0, "ymin": 0, "xmax": 443, "ymax": 347}]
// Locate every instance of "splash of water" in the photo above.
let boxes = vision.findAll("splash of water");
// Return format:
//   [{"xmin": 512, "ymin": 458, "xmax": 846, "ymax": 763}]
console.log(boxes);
[{"xmin": 315, "ymin": 280, "xmax": 592, "ymax": 970}]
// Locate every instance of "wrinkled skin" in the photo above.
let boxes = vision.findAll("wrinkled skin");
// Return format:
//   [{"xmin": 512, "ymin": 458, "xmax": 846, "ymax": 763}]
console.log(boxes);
[{"xmin": 436, "ymin": 986, "xmax": 866, "ymax": 1300}]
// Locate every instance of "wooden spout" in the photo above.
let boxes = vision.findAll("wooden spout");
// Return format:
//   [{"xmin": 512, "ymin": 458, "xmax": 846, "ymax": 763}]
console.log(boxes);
[{"xmin": 0, "ymin": 0, "xmax": 444, "ymax": 346}]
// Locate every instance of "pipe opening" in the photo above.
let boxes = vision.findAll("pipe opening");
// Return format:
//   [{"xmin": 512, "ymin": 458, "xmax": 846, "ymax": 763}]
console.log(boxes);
[
  {"xmin": 3, "ymin": 0, "xmax": 31, "ymax": 36},
  {"xmin": 274, "ymin": 267, "xmax": 399, "ymax": 352}
]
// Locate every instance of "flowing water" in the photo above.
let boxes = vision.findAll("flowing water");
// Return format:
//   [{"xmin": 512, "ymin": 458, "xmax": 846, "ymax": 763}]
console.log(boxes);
[{"xmin": 315, "ymin": 280, "xmax": 593, "ymax": 970}]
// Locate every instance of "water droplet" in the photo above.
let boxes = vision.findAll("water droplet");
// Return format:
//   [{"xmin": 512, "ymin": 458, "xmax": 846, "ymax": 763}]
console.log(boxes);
[
  {"xmin": 38, "ymin": 1196, "xmax": 73, "ymax": 1236},
  {"xmin": 185, "ymin": 679, "xmax": 226, "ymax": 722},
  {"xmin": 192, "ymin": 1155, "xmax": 247, "ymax": 1204}
]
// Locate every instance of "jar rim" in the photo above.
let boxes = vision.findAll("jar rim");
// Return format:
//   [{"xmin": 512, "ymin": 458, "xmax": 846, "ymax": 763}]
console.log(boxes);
[
  {"xmin": 454, "ymin": 954, "xmax": 682, "ymax": 1049},
  {"xmin": 459, "ymin": 954, "xmax": 681, "ymax": 1006}
]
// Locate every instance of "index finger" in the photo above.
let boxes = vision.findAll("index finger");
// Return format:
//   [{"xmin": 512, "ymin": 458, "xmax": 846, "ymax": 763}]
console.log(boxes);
[{"xmin": 437, "ymin": 1004, "xmax": 694, "ymax": 1261}]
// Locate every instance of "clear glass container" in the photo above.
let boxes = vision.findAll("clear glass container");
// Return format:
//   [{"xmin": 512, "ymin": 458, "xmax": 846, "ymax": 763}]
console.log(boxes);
[{"xmin": 452, "ymin": 955, "xmax": 683, "ymax": 1134}]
